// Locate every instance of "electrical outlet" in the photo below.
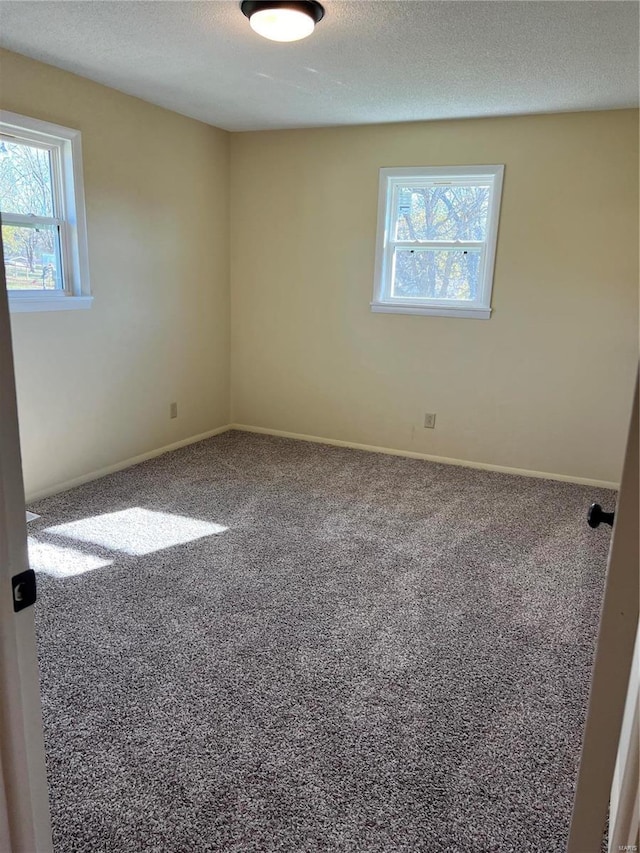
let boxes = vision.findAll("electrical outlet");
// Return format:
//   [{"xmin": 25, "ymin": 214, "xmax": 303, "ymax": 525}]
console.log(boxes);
[
  {"xmin": 170, "ymin": 402, "xmax": 178, "ymax": 419},
  {"xmin": 424, "ymin": 413, "xmax": 436, "ymax": 429}
]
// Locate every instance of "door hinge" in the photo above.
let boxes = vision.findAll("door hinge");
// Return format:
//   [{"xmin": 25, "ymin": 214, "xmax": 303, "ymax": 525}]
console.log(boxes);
[{"xmin": 12, "ymin": 569, "xmax": 37, "ymax": 612}]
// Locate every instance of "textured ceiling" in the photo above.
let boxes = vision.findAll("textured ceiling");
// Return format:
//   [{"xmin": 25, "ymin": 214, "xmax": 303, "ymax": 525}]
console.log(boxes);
[{"xmin": 0, "ymin": 1, "xmax": 637, "ymax": 131}]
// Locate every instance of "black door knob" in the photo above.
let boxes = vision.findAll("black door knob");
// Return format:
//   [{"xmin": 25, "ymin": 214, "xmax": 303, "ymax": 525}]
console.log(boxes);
[{"xmin": 587, "ymin": 503, "xmax": 615, "ymax": 529}]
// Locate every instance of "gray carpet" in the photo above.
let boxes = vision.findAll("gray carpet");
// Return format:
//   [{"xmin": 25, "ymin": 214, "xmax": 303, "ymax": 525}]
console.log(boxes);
[{"xmin": 28, "ymin": 430, "xmax": 612, "ymax": 852}]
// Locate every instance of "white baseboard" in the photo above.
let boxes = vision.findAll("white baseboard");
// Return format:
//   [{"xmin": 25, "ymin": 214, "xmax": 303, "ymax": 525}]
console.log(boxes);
[
  {"xmin": 231, "ymin": 424, "xmax": 619, "ymax": 490},
  {"xmin": 26, "ymin": 424, "xmax": 233, "ymax": 503},
  {"xmin": 26, "ymin": 421, "xmax": 618, "ymax": 503}
]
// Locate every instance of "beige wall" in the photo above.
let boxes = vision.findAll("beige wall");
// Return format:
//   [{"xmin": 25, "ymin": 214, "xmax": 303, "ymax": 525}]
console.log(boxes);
[
  {"xmin": 230, "ymin": 111, "xmax": 639, "ymax": 484},
  {"xmin": 0, "ymin": 49, "xmax": 231, "ymax": 499},
  {"xmin": 1, "ymin": 48, "xmax": 637, "ymax": 493}
]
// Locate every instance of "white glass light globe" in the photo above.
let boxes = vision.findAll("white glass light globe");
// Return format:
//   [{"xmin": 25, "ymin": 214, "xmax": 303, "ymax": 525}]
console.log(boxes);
[{"xmin": 249, "ymin": 8, "xmax": 315, "ymax": 41}]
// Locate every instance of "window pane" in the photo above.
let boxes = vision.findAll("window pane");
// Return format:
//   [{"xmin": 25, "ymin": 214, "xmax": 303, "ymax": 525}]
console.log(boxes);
[
  {"xmin": 394, "ymin": 185, "xmax": 490, "ymax": 242},
  {"xmin": 0, "ymin": 139, "xmax": 55, "ymax": 217},
  {"xmin": 392, "ymin": 247, "xmax": 482, "ymax": 301},
  {"xmin": 2, "ymin": 223, "xmax": 63, "ymax": 290}
]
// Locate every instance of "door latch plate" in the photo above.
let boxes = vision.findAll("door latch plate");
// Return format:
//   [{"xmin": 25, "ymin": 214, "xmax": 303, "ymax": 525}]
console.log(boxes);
[{"xmin": 12, "ymin": 569, "xmax": 37, "ymax": 612}]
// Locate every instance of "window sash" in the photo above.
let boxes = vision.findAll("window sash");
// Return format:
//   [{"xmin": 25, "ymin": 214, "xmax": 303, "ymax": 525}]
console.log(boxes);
[
  {"xmin": 2, "ymin": 217, "xmax": 65, "ymax": 293},
  {"xmin": 391, "ymin": 184, "xmax": 492, "ymax": 244},
  {"xmin": 388, "ymin": 185, "xmax": 493, "ymax": 244},
  {"xmin": 383, "ymin": 242, "xmax": 488, "ymax": 306},
  {"xmin": 387, "ymin": 240, "xmax": 485, "ymax": 250},
  {"xmin": 0, "ymin": 134, "xmax": 63, "ymax": 221},
  {"xmin": 389, "ymin": 246, "xmax": 485, "ymax": 305},
  {"xmin": 2, "ymin": 213, "xmax": 62, "ymax": 228}
]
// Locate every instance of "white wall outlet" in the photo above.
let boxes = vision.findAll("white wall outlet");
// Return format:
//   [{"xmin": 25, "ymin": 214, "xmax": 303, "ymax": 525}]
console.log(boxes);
[
  {"xmin": 170, "ymin": 402, "xmax": 178, "ymax": 419},
  {"xmin": 424, "ymin": 412, "xmax": 436, "ymax": 429}
]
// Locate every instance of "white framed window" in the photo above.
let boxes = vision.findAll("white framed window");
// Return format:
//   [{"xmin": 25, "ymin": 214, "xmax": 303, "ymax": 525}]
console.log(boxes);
[
  {"xmin": 0, "ymin": 111, "xmax": 91, "ymax": 313},
  {"xmin": 372, "ymin": 165, "xmax": 504, "ymax": 319}
]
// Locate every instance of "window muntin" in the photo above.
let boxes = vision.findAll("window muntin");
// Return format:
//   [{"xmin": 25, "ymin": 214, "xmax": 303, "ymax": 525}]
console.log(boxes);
[
  {"xmin": 0, "ymin": 111, "xmax": 91, "ymax": 312},
  {"xmin": 372, "ymin": 166, "xmax": 504, "ymax": 319}
]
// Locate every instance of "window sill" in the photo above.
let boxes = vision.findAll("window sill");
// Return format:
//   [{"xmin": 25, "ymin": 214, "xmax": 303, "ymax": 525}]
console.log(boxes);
[
  {"xmin": 370, "ymin": 301, "xmax": 491, "ymax": 320},
  {"xmin": 8, "ymin": 295, "xmax": 93, "ymax": 314}
]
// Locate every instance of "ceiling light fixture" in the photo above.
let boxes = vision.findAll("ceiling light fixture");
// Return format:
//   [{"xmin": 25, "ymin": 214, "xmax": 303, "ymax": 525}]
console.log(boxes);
[{"xmin": 241, "ymin": 1, "xmax": 325, "ymax": 42}]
